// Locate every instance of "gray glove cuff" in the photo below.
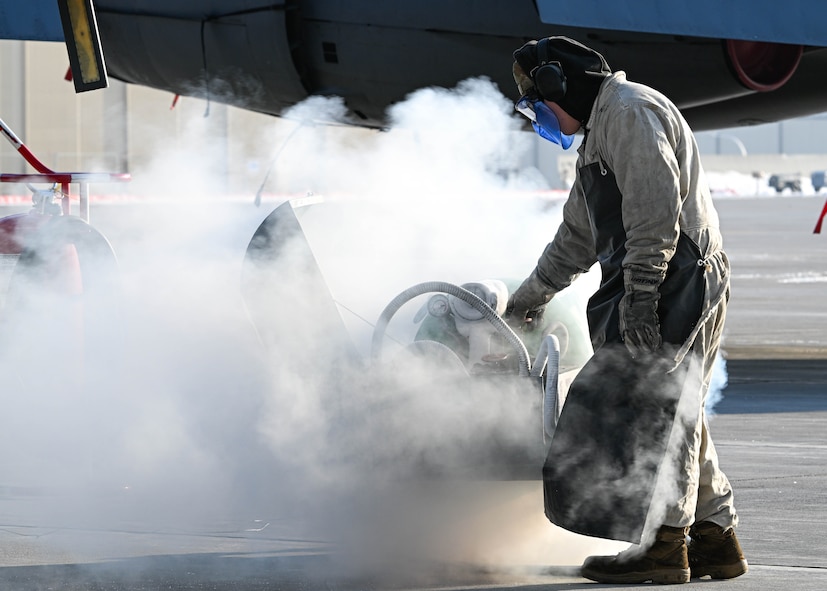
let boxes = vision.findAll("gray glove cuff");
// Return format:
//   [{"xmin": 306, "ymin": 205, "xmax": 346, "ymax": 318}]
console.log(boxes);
[
  {"xmin": 506, "ymin": 268, "xmax": 558, "ymax": 320},
  {"xmin": 526, "ymin": 268, "xmax": 558, "ymax": 299},
  {"xmin": 623, "ymin": 267, "xmax": 666, "ymax": 294}
]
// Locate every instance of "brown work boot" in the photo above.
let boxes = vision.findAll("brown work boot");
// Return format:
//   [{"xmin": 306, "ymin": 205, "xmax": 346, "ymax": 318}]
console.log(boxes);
[
  {"xmin": 688, "ymin": 521, "xmax": 748, "ymax": 579},
  {"xmin": 580, "ymin": 525, "xmax": 690, "ymax": 584}
]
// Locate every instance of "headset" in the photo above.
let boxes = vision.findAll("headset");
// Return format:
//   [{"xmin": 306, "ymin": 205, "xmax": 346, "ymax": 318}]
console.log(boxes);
[{"xmin": 531, "ymin": 38, "xmax": 567, "ymax": 102}]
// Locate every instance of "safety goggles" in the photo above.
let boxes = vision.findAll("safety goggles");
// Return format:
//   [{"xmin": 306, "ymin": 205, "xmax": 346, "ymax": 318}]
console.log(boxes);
[
  {"xmin": 515, "ymin": 95, "xmax": 575, "ymax": 150},
  {"xmin": 515, "ymin": 94, "xmax": 540, "ymax": 122}
]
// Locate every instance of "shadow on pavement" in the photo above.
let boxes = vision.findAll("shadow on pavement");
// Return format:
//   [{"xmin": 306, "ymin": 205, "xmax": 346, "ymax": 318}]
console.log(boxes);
[{"xmin": 715, "ymin": 359, "xmax": 827, "ymax": 414}]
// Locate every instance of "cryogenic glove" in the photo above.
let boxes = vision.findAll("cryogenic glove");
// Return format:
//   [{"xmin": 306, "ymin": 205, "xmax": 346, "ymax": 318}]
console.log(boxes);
[
  {"xmin": 618, "ymin": 290, "xmax": 662, "ymax": 359},
  {"xmin": 512, "ymin": 61, "xmax": 535, "ymax": 98},
  {"xmin": 504, "ymin": 269, "xmax": 557, "ymax": 330},
  {"xmin": 619, "ymin": 267, "xmax": 665, "ymax": 358}
]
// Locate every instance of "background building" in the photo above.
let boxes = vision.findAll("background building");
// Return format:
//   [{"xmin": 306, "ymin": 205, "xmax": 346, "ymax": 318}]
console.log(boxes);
[{"xmin": 2, "ymin": 40, "xmax": 827, "ymax": 196}]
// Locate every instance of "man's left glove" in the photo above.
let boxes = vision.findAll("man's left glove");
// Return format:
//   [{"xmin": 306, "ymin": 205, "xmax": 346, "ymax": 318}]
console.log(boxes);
[
  {"xmin": 619, "ymin": 290, "xmax": 662, "ymax": 359},
  {"xmin": 505, "ymin": 269, "xmax": 557, "ymax": 330}
]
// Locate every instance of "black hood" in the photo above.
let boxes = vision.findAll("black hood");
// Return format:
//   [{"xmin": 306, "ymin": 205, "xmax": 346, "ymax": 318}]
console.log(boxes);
[{"xmin": 514, "ymin": 36, "xmax": 612, "ymax": 124}]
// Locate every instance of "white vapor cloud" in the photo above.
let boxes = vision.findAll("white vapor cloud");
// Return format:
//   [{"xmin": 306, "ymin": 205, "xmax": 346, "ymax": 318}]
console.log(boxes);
[{"xmin": 0, "ymin": 75, "xmax": 654, "ymax": 579}]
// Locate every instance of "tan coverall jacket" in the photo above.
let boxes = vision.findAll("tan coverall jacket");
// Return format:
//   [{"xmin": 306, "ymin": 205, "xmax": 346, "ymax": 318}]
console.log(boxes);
[{"xmin": 538, "ymin": 72, "xmax": 738, "ymax": 530}]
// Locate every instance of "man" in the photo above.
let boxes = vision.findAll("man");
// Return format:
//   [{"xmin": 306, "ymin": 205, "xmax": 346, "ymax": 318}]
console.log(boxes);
[{"xmin": 505, "ymin": 37, "xmax": 747, "ymax": 584}]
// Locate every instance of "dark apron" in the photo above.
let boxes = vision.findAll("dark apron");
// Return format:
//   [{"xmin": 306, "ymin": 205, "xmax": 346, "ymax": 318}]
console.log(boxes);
[{"xmin": 542, "ymin": 161, "xmax": 705, "ymax": 543}]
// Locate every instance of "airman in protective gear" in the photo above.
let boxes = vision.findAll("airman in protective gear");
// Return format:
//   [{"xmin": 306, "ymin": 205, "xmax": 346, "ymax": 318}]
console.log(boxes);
[{"xmin": 506, "ymin": 36, "xmax": 747, "ymax": 584}]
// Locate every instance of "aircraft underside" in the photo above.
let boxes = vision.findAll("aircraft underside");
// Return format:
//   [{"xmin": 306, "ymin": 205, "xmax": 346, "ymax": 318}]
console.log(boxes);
[{"xmin": 91, "ymin": 0, "xmax": 827, "ymax": 130}]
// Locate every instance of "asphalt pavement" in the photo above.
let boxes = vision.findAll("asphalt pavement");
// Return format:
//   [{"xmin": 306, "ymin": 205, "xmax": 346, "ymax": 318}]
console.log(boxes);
[
  {"xmin": 0, "ymin": 195, "xmax": 825, "ymax": 589},
  {"xmin": 716, "ymin": 196, "xmax": 827, "ymax": 357}
]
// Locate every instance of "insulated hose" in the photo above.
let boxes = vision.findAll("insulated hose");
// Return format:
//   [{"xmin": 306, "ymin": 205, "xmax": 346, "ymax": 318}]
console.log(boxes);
[
  {"xmin": 370, "ymin": 281, "xmax": 532, "ymax": 377},
  {"xmin": 533, "ymin": 334, "xmax": 561, "ymax": 442}
]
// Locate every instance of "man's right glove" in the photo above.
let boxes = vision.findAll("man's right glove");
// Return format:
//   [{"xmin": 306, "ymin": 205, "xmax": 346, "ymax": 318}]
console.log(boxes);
[
  {"xmin": 504, "ymin": 269, "xmax": 557, "ymax": 330},
  {"xmin": 618, "ymin": 290, "xmax": 662, "ymax": 359}
]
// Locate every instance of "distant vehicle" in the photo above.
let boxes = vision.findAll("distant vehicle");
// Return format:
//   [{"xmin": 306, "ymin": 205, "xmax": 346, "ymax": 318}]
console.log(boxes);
[
  {"xmin": 768, "ymin": 173, "xmax": 802, "ymax": 193},
  {"xmin": 812, "ymin": 171, "xmax": 826, "ymax": 193}
]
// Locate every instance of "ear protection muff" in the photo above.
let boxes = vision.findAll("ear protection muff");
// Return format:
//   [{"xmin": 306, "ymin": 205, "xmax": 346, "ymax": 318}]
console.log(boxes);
[{"xmin": 531, "ymin": 38, "xmax": 567, "ymax": 102}]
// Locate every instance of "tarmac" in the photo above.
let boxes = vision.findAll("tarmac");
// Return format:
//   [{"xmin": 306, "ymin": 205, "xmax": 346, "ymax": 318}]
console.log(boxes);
[{"xmin": 0, "ymin": 195, "xmax": 825, "ymax": 589}]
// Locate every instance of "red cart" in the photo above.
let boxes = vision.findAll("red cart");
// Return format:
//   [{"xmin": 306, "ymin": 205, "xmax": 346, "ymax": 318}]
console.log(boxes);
[{"xmin": 0, "ymin": 117, "xmax": 130, "ymax": 387}]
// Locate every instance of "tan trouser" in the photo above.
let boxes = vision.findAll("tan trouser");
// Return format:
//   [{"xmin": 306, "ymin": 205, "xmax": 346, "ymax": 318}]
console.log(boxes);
[{"xmin": 648, "ymin": 263, "xmax": 738, "ymax": 533}]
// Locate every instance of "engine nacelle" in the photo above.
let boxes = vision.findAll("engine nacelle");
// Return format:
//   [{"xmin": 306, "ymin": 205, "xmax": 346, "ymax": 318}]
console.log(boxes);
[
  {"xmin": 96, "ymin": 4, "xmax": 308, "ymax": 117},
  {"xmin": 725, "ymin": 39, "xmax": 803, "ymax": 92}
]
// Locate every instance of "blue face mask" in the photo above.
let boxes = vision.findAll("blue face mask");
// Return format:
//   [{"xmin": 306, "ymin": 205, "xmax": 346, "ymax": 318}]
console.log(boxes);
[{"xmin": 515, "ymin": 96, "xmax": 575, "ymax": 150}]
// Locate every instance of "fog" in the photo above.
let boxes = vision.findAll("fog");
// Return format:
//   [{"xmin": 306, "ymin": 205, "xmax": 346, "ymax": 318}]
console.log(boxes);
[{"xmin": 0, "ymin": 76, "xmax": 728, "ymax": 578}]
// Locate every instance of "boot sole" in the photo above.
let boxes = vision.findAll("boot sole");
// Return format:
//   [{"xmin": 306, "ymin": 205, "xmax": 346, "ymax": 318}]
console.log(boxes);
[
  {"xmin": 691, "ymin": 559, "xmax": 748, "ymax": 580},
  {"xmin": 581, "ymin": 565, "xmax": 691, "ymax": 585}
]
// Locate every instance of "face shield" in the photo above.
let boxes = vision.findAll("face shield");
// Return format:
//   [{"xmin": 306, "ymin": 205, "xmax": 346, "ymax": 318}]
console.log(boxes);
[{"xmin": 515, "ymin": 94, "xmax": 575, "ymax": 150}]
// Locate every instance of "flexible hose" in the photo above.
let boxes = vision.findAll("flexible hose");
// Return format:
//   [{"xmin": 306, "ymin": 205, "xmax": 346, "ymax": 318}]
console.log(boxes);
[
  {"xmin": 535, "ymin": 334, "xmax": 561, "ymax": 442},
  {"xmin": 371, "ymin": 281, "xmax": 532, "ymax": 377}
]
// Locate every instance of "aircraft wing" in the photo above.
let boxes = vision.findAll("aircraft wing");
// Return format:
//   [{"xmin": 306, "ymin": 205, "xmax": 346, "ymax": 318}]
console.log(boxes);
[
  {"xmin": 0, "ymin": 0, "xmax": 63, "ymax": 41},
  {"xmin": 537, "ymin": 0, "xmax": 825, "ymax": 46}
]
